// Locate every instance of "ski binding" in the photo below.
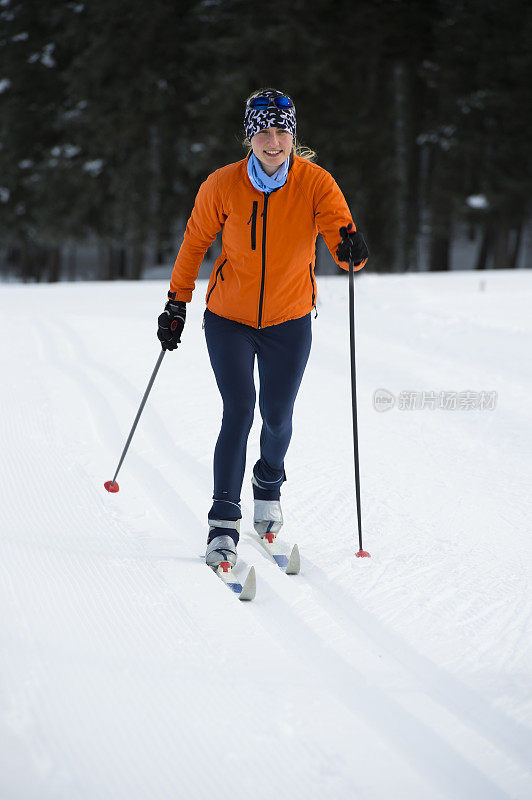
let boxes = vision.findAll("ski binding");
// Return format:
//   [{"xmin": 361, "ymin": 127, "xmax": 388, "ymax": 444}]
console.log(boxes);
[
  {"xmin": 257, "ymin": 530, "xmax": 300, "ymax": 574},
  {"xmin": 214, "ymin": 561, "xmax": 256, "ymax": 601}
]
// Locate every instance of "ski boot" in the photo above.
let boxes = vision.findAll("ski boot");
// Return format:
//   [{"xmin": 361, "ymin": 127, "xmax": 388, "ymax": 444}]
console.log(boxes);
[
  {"xmin": 252, "ymin": 476, "xmax": 283, "ymax": 543},
  {"xmin": 205, "ymin": 519, "xmax": 240, "ymax": 569},
  {"xmin": 253, "ymin": 499, "xmax": 283, "ymax": 541}
]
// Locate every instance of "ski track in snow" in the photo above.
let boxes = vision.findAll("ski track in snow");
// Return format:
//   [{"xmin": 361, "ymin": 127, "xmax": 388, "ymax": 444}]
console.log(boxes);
[{"xmin": 1, "ymin": 274, "xmax": 531, "ymax": 799}]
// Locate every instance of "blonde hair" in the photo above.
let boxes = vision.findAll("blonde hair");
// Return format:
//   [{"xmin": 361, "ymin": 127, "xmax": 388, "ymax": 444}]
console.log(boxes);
[{"xmin": 243, "ymin": 87, "xmax": 317, "ymax": 161}]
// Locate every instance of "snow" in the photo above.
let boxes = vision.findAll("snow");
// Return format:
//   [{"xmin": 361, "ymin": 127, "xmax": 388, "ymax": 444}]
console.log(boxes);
[
  {"xmin": 82, "ymin": 159, "xmax": 104, "ymax": 177},
  {"xmin": 467, "ymin": 194, "xmax": 489, "ymax": 210},
  {"xmin": 1, "ymin": 270, "xmax": 531, "ymax": 799}
]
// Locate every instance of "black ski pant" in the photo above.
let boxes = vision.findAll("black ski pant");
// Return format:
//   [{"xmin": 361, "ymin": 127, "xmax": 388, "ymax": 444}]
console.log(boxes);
[{"xmin": 203, "ymin": 308, "xmax": 312, "ymax": 530}]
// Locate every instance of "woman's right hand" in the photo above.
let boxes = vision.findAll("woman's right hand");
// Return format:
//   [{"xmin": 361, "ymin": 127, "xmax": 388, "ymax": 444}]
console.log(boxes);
[{"xmin": 157, "ymin": 298, "xmax": 186, "ymax": 350}]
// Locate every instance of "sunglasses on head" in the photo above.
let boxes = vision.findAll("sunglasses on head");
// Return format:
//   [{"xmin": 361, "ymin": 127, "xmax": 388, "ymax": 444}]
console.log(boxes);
[{"xmin": 248, "ymin": 94, "xmax": 293, "ymax": 110}]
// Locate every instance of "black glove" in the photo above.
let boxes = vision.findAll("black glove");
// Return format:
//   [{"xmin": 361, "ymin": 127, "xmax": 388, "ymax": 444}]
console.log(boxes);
[
  {"xmin": 157, "ymin": 296, "xmax": 186, "ymax": 350},
  {"xmin": 336, "ymin": 223, "xmax": 369, "ymax": 266}
]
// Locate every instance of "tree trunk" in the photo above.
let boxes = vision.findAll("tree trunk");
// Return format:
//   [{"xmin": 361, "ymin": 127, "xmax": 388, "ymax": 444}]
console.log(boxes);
[
  {"xmin": 428, "ymin": 199, "xmax": 452, "ymax": 271},
  {"xmin": 475, "ymin": 222, "xmax": 492, "ymax": 269},
  {"xmin": 21, "ymin": 242, "xmax": 44, "ymax": 282},
  {"xmin": 67, "ymin": 243, "xmax": 77, "ymax": 281},
  {"xmin": 97, "ymin": 243, "xmax": 110, "ymax": 280},
  {"xmin": 416, "ymin": 144, "xmax": 430, "ymax": 270},
  {"xmin": 393, "ymin": 61, "xmax": 409, "ymax": 272},
  {"xmin": 48, "ymin": 246, "xmax": 61, "ymax": 282},
  {"xmin": 129, "ymin": 243, "xmax": 144, "ymax": 280},
  {"xmin": 21, "ymin": 245, "xmax": 31, "ymax": 283},
  {"xmin": 115, "ymin": 247, "xmax": 127, "ymax": 279},
  {"xmin": 492, "ymin": 226, "xmax": 511, "ymax": 268},
  {"xmin": 429, "ymin": 230, "xmax": 451, "ymax": 271},
  {"xmin": 509, "ymin": 220, "xmax": 523, "ymax": 268}
]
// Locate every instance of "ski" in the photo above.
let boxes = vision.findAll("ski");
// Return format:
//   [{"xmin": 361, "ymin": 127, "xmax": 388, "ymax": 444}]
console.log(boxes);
[
  {"xmin": 255, "ymin": 531, "xmax": 300, "ymax": 574},
  {"xmin": 212, "ymin": 560, "xmax": 256, "ymax": 601}
]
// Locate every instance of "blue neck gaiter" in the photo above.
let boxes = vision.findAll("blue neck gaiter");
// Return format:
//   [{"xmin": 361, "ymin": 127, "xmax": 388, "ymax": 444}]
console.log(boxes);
[{"xmin": 247, "ymin": 152, "xmax": 289, "ymax": 194}]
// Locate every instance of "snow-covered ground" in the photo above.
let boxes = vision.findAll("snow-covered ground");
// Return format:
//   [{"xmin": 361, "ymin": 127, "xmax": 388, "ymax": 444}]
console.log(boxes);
[{"xmin": 1, "ymin": 270, "xmax": 531, "ymax": 800}]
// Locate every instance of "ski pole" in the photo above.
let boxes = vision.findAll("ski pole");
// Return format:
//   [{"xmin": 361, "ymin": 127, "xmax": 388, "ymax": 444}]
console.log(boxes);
[
  {"xmin": 348, "ymin": 242, "xmax": 371, "ymax": 558},
  {"xmin": 104, "ymin": 348, "xmax": 166, "ymax": 493}
]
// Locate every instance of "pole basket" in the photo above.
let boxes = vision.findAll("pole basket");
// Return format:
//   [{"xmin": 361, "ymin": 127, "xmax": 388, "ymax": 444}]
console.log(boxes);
[
  {"xmin": 104, "ymin": 480, "xmax": 120, "ymax": 493},
  {"xmin": 356, "ymin": 549, "xmax": 371, "ymax": 558}
]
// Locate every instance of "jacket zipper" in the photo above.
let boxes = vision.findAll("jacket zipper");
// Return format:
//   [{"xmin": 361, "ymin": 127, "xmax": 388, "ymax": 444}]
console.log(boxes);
[
  {"xmin": 309, "ymin": 262, "xmax": 318, "ymax": 319},
  {"xmin": 308, "ymin": 262, "xmax": 316, "ymax": 307},
  {"xmin": 248, "ymin": 201, "xmax": 258, "ymax": 250},
  {"xmin": 206, "ymin": 259, "xmax": 226, "ymax": 303},
  {"xmin": 257, "ymin": 193, "xmax": 269, "ymax": 329}
]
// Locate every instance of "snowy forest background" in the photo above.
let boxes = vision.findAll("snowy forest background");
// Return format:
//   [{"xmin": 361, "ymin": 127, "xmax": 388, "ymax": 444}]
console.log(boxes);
[{"xmin": 0, "ymin": 0, "xmax": 531, "ymax": 282}]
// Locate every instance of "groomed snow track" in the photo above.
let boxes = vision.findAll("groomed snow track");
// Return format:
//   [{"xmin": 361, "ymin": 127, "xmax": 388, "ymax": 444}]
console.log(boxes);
[{"xmin": 1, "ymin": 274, "xmax": 531, "ymax": 799}]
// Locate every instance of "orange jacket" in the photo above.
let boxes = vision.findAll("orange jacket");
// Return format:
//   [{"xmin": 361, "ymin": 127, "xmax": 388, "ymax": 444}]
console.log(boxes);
[{"xmin": 169, "ymin": 153, "xmax": 366, "ymax": 328}]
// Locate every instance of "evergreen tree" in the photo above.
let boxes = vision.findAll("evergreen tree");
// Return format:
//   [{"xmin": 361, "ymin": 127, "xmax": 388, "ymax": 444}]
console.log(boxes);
[{"xmin": 0, "ymin": 0, "xmax": 530, "ymax": 279}]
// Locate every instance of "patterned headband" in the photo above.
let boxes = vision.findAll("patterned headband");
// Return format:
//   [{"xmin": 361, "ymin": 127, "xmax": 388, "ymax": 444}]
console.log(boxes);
[{"xmin": 244, "ymin": 90, "xmax": 297, "ymax": 141}]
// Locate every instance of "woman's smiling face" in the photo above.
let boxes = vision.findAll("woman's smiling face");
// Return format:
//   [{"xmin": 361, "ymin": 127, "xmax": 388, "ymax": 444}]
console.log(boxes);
[{"xmin": 250, "ymin": 127, "xmax": 293, "ymax": 175}]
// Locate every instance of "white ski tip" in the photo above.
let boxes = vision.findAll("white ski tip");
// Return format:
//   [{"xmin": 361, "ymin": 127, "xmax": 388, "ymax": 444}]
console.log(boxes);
[
  {"xmin": 239, "ymin": 566, "xmax": 256, "ymax": 601},
  {"xmin": 285, "ymin": 544, "xmax": 300, "ymax": 575}
]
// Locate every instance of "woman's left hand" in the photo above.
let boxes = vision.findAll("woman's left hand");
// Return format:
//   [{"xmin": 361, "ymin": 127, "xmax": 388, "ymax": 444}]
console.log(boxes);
[{"xmin": 336, "ymin": 224, "xmax": 369, "ymax": 266}]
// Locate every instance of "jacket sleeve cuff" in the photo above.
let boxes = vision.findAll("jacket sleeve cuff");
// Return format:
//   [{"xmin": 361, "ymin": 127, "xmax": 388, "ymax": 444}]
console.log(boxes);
[
  {"xmin": 337, "ymin": 257, "xmax": 367, "ymax": 272},
  {"xmin": 168, "ymin": 288, "xmax": 192, "ymax": 302}
]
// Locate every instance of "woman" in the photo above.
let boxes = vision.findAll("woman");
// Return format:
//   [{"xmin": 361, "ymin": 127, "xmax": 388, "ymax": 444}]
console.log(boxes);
[{"xmin": 157, "ymin": 88, "xmax": 368, "ymax": 569}]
